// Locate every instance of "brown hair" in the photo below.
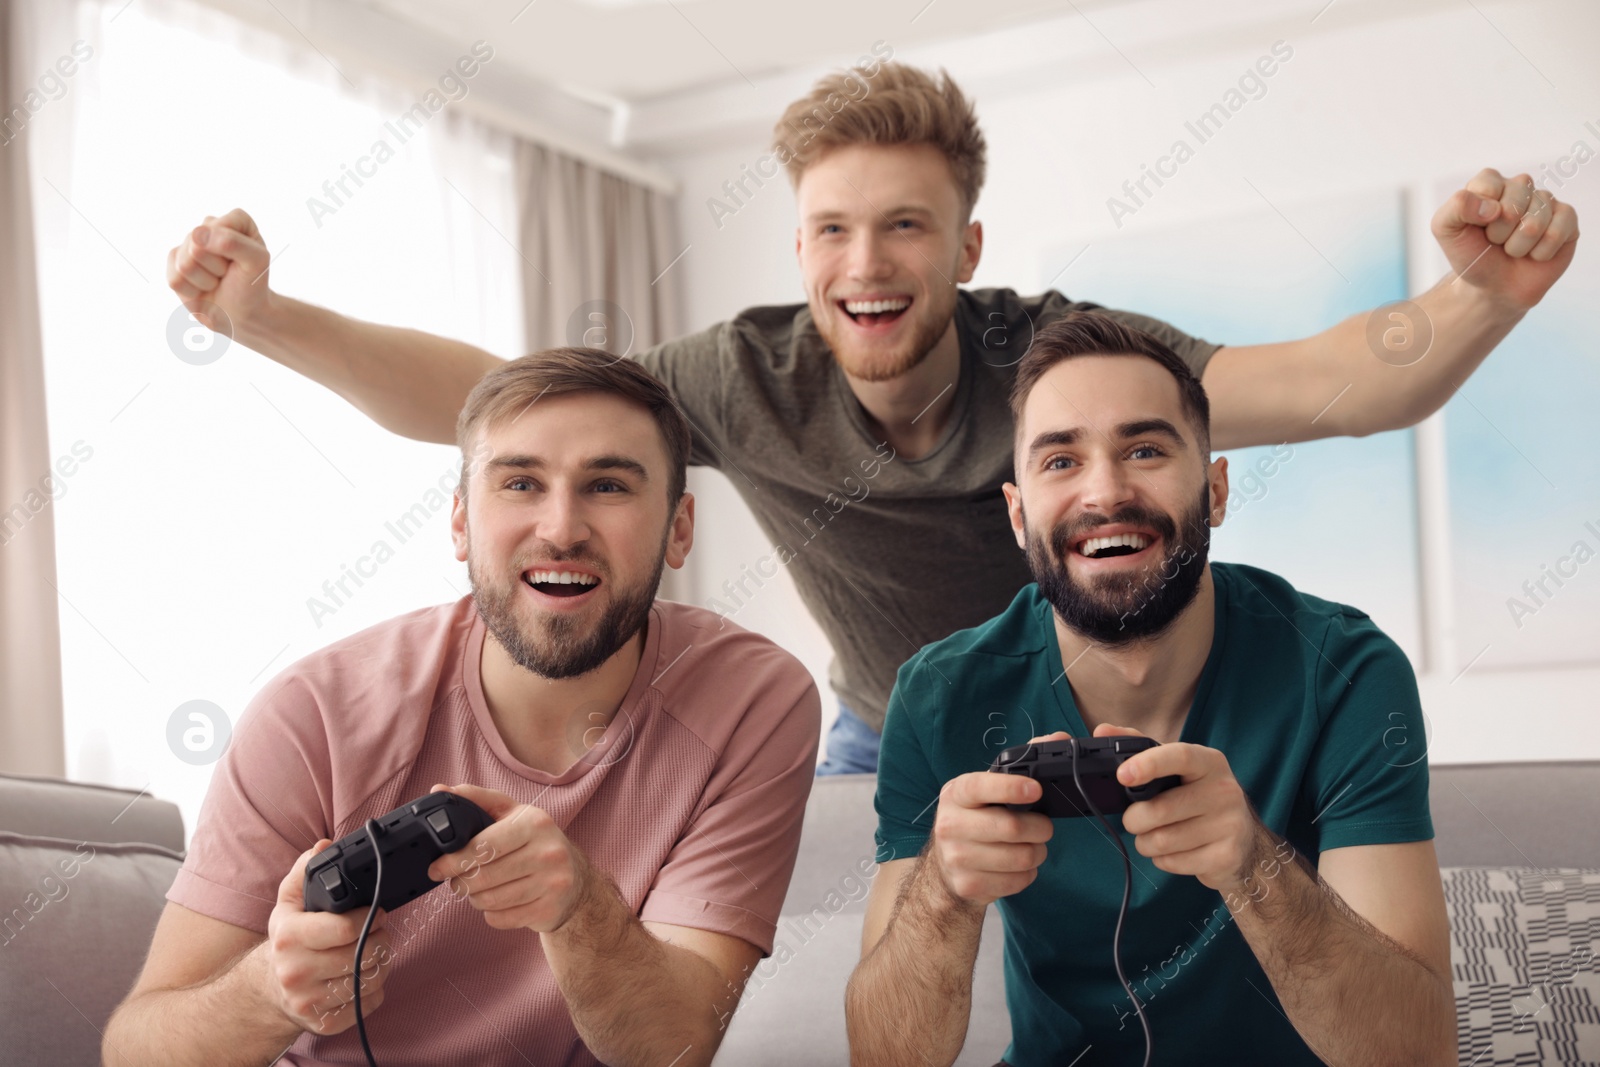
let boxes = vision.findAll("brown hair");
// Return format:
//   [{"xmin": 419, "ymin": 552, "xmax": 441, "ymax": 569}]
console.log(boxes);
[
  {"xmin": 1009, "ymin": 312, "xmax": 1211, "ymax": 455},
  {"xmin": 456, "ymin": 348, "xmax": 692, "ymax": 506},
  {"xmin": 772, "ymin": 61, "xmax": 987, "ymax": 219}
]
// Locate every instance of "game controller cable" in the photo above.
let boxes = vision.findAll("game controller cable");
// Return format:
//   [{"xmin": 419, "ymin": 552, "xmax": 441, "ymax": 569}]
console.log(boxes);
[
  {"xmin": 304, "ymin": 793, "xmax": 491, "ymax": 1066},
  {"xmin": 1068, "ymin": 738, "xmax": 1152, "ymax": 1067},
  {"xmin": 353, "ymin": 818, "xmax": 382, "ymax": 1067}
]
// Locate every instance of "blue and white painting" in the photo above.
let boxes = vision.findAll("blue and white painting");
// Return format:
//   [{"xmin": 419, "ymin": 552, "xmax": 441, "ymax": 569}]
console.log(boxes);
[{"xmin": 1437, "ymin": 177, "xmax": 1600, "ymax": 670}]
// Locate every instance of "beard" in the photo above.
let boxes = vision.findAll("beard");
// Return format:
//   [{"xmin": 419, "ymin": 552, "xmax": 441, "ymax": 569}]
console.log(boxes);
[
  {"xmin": 811, "ymin": 281, "xmax": 959, "ymax": 383},
  {"xmin": 467, "ymin": 525, "xmax": 668, "ymax": 680},
  {"xmin": 1024, "ymin": 481, "xmax": 1212, "ymax": 647}
]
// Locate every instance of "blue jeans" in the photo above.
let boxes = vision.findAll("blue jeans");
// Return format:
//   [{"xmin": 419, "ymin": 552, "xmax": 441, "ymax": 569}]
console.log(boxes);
[{"xmin": 816, "ymin": 700, "xmax": 881, "ymax": 776}]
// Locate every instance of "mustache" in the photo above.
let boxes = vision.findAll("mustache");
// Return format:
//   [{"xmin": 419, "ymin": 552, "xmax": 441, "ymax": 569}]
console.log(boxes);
[{"xmin": 514, "ymin": 546, "xmax": 608, "ymax": 576}]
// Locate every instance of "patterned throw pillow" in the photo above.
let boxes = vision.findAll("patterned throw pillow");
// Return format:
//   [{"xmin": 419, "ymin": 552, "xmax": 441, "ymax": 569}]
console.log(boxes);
[{"xmin": 1444, "ymin": 867, "xmax": 1600, "ymax": 1065}]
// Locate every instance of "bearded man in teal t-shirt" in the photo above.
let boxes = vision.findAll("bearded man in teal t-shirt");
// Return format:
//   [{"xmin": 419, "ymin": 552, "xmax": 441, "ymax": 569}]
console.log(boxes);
[{"xmin": 846, "ymin": 311, "xmax": 1455, "ymax": 1067}]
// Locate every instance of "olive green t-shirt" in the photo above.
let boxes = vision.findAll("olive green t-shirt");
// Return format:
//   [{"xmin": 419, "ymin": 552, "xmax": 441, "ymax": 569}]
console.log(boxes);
[
  {"xmin": 873, "ymin": 562, "xmax": 1435, "ymax": 1066},
  {"xmin": 634, "ymin": 288, "xmax": 1220, "ymax": 731}
]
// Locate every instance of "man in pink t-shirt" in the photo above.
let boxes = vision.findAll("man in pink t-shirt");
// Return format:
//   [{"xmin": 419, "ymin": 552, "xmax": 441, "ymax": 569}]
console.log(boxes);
[{"xmin": 103, "ymin": 349, "xmax": 821, "ymax": 1067}]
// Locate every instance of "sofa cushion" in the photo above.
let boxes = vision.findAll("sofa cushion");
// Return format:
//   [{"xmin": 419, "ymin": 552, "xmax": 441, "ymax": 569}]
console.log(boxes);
[
  {"xmin": 1430, "ymin": 765, "xmax": 1600, "ymax": 868},
  {"xmin": 712, "ymin": 906, "xmax": 1012, "ymax": 1066},
  {"xmin": 1446, "ymin": 867, "xmax": 1600, "ymax": 1064},
  {"xmin": 0, "ymin": 831, "xmax": 183, "ymax": 1067}
]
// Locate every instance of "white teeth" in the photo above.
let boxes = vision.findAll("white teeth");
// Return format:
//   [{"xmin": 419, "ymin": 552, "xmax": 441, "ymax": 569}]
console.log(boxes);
[
  {"xmin": 528, "ymin": 570, "xmax": 598, "ymax": 586},
  {"xmin": 1078, "ymin": 533, "xmax": 1151, "ymax": 557},
  {"xmin": 843, "ymin": 298, "xmax": 911, "ymax": 315}
]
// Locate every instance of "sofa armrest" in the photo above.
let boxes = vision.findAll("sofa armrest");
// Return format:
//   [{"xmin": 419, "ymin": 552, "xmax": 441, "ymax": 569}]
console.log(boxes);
[{"xmin": 0, "ymin": 772, "xmax": 184, "ymax": 852}]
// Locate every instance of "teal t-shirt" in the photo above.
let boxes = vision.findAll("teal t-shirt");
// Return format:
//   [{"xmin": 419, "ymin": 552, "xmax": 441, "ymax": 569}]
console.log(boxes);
[{"xmin": 873, "ymin": 562, "xmax": 1434, "ymax": 1067}]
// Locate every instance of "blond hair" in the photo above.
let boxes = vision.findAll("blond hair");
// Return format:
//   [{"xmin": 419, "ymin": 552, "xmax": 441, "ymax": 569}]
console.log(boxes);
[{"xmin": 772, "ymin": 60, "xmax": 987, "ymax": 218}]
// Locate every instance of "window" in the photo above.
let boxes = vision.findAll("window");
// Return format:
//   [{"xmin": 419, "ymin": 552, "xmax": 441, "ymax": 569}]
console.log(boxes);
[{"xmin": 36, "ymin": 0, "xmax": 523, "ymax": 839}]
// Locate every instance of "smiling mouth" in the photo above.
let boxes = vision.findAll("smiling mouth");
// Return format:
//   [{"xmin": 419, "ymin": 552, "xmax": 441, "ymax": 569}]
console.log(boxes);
[
  {"xmin": 523, "ymin": 569, "xmax": 602, "ymax": 599},
  {"xmin": 1072, "ymin": 532, "xmax": 1156, "ymax": 560},
  {"xmin": 839, "ymin": 296, "xmax": 911, "ymax": 328}
]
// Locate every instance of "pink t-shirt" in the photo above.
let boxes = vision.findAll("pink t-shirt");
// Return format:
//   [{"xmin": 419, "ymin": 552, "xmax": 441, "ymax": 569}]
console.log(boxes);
[{"xmin": 167, "ymin": 596, "xmax": 820, "ymax": 1066}]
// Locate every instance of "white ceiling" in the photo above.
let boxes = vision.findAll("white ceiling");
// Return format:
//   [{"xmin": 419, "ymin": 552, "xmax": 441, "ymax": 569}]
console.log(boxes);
[
  {"xmin": 349, "ymin": 0, "xmax": 1090, "ymax": 101},
  {"xmin": 194, "ymin": 0, "xmax": 1482, "ymax": 187}
]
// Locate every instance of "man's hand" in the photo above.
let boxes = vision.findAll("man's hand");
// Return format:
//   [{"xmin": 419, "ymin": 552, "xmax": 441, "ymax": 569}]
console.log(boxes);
[
  {"xmin": 264, "ymin": 840, "xmax": 394, "ymax": 1036},
  {"xmin": 1432, "ymin": 168, "xmax": 1579, "ymax": 313},
  {"xmin": 165, "ymin": 208, "xmax": 274, "ymax": 337},
  {"xmin": 848, "ymin": 753, "xmax": 1055, "ymax": 1067},
  {"xmin": 426, "ymin": 783, "xmax": 591, "ymax": 933},
  {"xmin": 926, "ymin": 741, "xmax": 1056, "ymax": 909},
  {"xmin": 1091, "ymin": 724, "xmax": 1285, "ymax": 902}
]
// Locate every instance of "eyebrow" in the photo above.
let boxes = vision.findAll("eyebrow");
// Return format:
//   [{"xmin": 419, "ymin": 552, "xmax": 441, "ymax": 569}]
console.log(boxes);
[
  {"xmin": 1117, "ymin": 418, "xmax": 1187, "ymax": 446},
  {"xmin": 1026, "ymin": 428, "xmax": 1082, "ymax": 456},
  {"xmin": 805, "ymin": 204, "xmax": 937, "ymax": 224},
  {"xmin": 1026, "ymin": 418, "xmax": 1188, "ymax": 457},
  {"xmin": 485, "ymin": 454, "xmax": 651, "ymax": 481}
]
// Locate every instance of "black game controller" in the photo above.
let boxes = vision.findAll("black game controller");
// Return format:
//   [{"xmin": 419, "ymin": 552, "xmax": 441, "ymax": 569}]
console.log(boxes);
[
  {"xmin": 304, "ymin": 791, "xmax": 493, "ymax": 914},
  {"xmin": 990, "ymin": 736, "xmax": 1181, "ymax": 818}
]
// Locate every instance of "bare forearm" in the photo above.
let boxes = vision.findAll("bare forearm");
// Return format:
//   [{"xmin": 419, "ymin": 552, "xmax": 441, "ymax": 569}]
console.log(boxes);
[
  {"xmin": 1206, "ymin": 275, "xmax": 1524, "ymax": 449},
  {"xmin": 1229, "ymin": 836, "xmax": 1455, "ymax": 1066},
  {"xmin": 845, "ymin": 854, "xmax": 985, "ymax": 1067},
  {"xmin": 241, "ymin": 293, "xmax": 503, "ymax": 444},
  {"xmin": 1329, "ymin": 273, "xmax": 1522, "ymax": 436},
  {"xmin": 542, "ymin": 863, "xmax": 729, "ymax": 1067},
  {"xmin": 102, "ymin": 945, "xmax": 300, "ymax": 1067}
]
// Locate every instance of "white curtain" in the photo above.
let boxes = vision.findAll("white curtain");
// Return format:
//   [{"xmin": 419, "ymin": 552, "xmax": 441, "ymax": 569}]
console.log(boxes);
[
  {"xmin": 516, "ymin": 140, "xmax": 684, "ymax": 356},
  {"xmin": 31, "ymin": 0, "xmax": 523, "ymax": 835},
  {"xmin": 13, "ymin": 0, "xmax": 689, "ymax": 795},
  {"xmin": 0, "ymin": 0, "xmax": 66, "ymax": 776}
]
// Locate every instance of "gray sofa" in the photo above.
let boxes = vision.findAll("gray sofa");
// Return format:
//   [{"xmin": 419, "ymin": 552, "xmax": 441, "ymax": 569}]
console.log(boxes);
[
  {"xmin": 4, "ymin": 765, "xmax": 1597, "ymax": 1066},
  {"xmin": 0, "ymin": 773, "xmax": 187, "ymax": 1066}
]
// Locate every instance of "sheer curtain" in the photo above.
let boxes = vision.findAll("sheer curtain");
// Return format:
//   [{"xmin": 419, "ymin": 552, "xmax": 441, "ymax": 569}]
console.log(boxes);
[
  {"xmin": 0, "ymin": 0, "xmax": 67, "ymax": 776},
  {"xmin": 32, "ymin": 0, "xmax": 523, "ymax": 836},
  {"xmin": 516, "ymin": 140, "xmax": 684, "ymax": 355}
]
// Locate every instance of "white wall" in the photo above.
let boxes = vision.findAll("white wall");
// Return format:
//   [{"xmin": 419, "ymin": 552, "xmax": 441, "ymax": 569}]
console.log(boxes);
[{"xmin": 643, "ymin": 0, "xmax": 1600, "ymax": 763}]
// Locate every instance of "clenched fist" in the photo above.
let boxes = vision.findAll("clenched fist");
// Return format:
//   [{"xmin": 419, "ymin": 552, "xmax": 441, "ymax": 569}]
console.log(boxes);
[
  {"xmin": 165, "ymin": 208, "xmax": 274, "ymax": 338},
  {"xmin": 1432, "ymin": 168, "xmax": 1580, "ymax": 312}
]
